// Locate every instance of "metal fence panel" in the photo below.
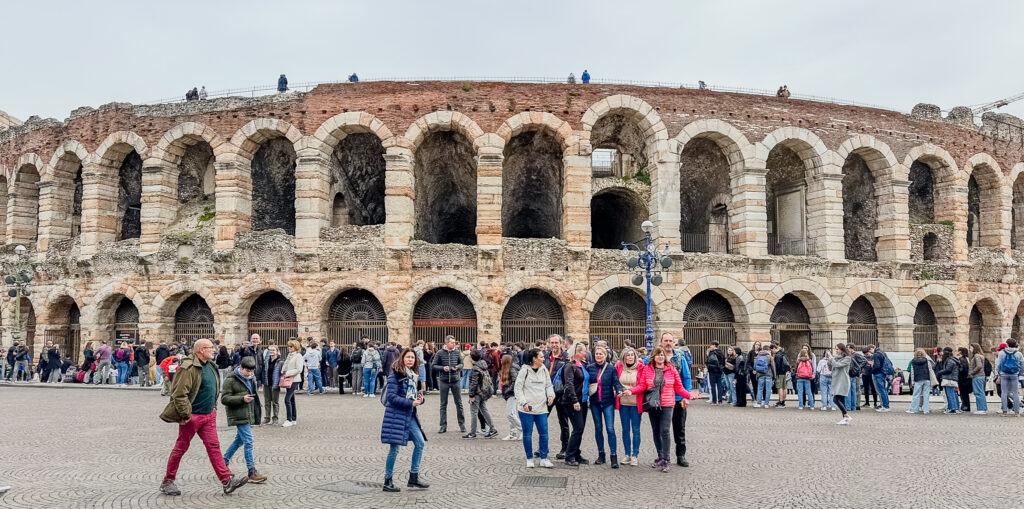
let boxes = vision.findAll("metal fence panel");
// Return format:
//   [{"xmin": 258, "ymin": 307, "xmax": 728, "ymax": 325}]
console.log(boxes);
[
  {"xmin": 325, "ymin": 320, "xmax": 389, "ymax": 346},
  {"xmin": 500, "ymin": 319, "xmax": 565, "ymax": 346},
  {"xmin": 412, "ymin": 319, "xmax": 477, "ymax": 347},
  {"xmin": 247, "ymin": 322, "xmax": 299, "ymax": 351},
  {"xmin": 589, "ymin": 320, "xmax": 647, "ymax": 353},
  {"xmin": 174, "ymin": 322, "xmax": 215, "ymax": 346}
]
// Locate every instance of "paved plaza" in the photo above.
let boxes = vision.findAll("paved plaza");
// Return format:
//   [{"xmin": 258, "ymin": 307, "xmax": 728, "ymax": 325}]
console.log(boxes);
[{"xmin": 0, "ymin": 384, "xmax": 1022, "ymax": 508}]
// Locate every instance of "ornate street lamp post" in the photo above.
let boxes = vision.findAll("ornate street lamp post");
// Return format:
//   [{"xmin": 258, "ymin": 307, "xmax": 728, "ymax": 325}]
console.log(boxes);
[
  {"xmin": 621, "ymin": 221, "xmax": 671, "ymax": 350},
  {"xmin": 6, "ymin": 245, "xmax": 33, "ymax": 343}
]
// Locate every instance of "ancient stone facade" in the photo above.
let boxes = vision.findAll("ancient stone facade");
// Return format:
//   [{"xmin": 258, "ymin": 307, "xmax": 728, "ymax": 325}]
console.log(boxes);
[{"xmin": 2, "ymin": 81, "xmax": 1024, "ymax": 363}]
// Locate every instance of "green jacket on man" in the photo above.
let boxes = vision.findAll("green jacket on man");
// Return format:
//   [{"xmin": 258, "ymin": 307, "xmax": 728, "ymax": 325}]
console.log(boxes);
[
  {"xmin": 221, "ymin": 369, "xmax": 256, "ymax": 426},
  {"xmin": 159, "ymin": 353, "xmax": 221, "ymax": 423}
]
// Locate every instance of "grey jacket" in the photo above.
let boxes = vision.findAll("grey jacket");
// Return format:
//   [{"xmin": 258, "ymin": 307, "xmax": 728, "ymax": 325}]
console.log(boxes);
[{"xmin": 829, "ymin": 354, "xmax": 852, "ymax": 396}]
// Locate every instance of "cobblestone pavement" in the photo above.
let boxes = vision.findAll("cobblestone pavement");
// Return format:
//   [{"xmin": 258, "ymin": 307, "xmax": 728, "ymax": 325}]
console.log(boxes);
[{"xmin": 1, "ymin": 385, "xmax": 1021, "ymax": 508}]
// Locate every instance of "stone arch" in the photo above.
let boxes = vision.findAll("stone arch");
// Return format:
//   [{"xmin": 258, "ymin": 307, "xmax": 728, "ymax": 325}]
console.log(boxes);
[
  {"xmin": 408, "ymin": 284, "xmax": 480, "ymax": 346},
  {"xmin": 838, "ymin": 281, "xmax": 903, "ymax": 325},
  {"xmin": 757, "ymin": 127, "xmax": 829, "ymax": 170},
  {"xmin": 402, "ymin": 111, "xmax": 486, "ymax": 153},
  {"xmin": 581, "ymin": 94, "xmax": 668, "ymax": 162},
  {"xmin": 678, "ymin": 276, "xmax": 755, "ymax": 324},
  {"xmin": 44, "ymin": 140, "xmax": 90, "ymax": 181},
  {"xmin": 759, "ymin": 128, "xmax": 829, "ymax": 256},
  {"xmin": 902, "ymin": 143, "xmax": 959, "ymax": 185},
  {"xmin": 94, "ymin": 131, "xmax": 148, "ymax": 166},
  {"xmin": 10, "ymin": 154, "xmax": 43, "ymax": 247},
  {"xmin": 590, "ymin": 186, "xmax": 648, "ymax": 249},
  {"xmin": 970, "ymin": 293, "xmax": 1006, "ymax": 349},
  {"xmin": 40, "ymin": 285, "xmax": 86, "ymax": 325},
  {"xmin": 93, "ymin": 131, "xmax": 148, "ymax": 243},
  {"xmin": 588, "ymin": 286, "xmax": 650, "ymax": 351},
  {"xmin": 582, "ymin": 274, "xmax": 671, "ymax": 320},
  {"xmin": 834, "ymin": 135, "xmax": 901, "ymax": 181},
  {"xmin": 1012, "ymin": 162, "xmax": 1024, "ymax": 250},
  {"xmin": 150, "ymin": 121, "xmax": 230, "ymax": 167},
  {"xmin": 323, "ymin": 286, "xmax": 390, "ymax": 344},
  {"xmin": 40, "ymin": 141, "xmax": 88, "ymax": 246},
  {"xmin": 153, "ymin": 279, "xmax": 223, "ymax": 322},
  {"xmin": 963, "ymin": 153, "xmax": 1008, "ymax": 250},
  {"xmin": 228, "ymin": 119, "xmax": 304, "ymax": 163},
  {"xmin": 765, "ymin": 279, "xmax": 832, "ymax": 324},
  {"xmin": 496, "ymin": 112, "xmax": 576, "ymax": 154},
  {"xmin": 502, "ymin": 127, "xmax": 564, "ymax": 239},
  {"xmin": 85, "ymin": 281, "xmax": 145, "ymax": 328},
  {"xmin": 910, "ymin": 284, "xmax": 961, "ymax": 324},
  {"xmin": 500, "ymin": 287, "xmax": 567, "ymax": 344},
  {"xmin": 312, "ymin": 111, "xmax": 396, "ymax": 155},
  {"xmin": 836, "ymin": 136, "xmax": 901, "ymax": 261},
  {"xmin": 409, "ymin": 113, "xmax": 479, "ymax": 245},
  {"xmin": 673, "ymin": 119, "xmax": 756, "ymax": 174},
  {"xmin": 230, "ymin": 278, "xmax": 297, "ymax": 319},
  {"xmin": 315, "ymin": 279, "xmax": 392, "ymax": 323}
]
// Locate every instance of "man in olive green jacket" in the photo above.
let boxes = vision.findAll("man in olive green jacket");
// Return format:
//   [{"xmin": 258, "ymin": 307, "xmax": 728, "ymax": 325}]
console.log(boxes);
[{"xmin": 159, "ymin": 338, "xmax": 248, "ymax": 496}]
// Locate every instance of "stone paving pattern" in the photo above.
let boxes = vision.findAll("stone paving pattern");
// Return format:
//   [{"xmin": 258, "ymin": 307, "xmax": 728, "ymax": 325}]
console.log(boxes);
[{"xmin": 1, "ymin": 385, "xmax": 1022, "ymax": 508}]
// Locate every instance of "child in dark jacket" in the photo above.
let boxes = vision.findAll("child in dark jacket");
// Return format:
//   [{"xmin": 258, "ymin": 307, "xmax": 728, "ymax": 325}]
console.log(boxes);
[
  {"xmin": 221, "ymin": 356, "xmax": 266, "ymax": 483},
  {"xmin": 465, "ymin": 350, "xmax": 497, "ymax": 439}
]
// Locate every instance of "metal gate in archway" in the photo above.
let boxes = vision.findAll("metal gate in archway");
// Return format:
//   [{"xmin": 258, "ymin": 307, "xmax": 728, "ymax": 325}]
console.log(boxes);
[
  {"xmin": 589, "ymin": 287, "xmax": 646, "ymax": 352},
  {"xmin": 326, "ymin": 289, "xmax": 389, "ymax": 345},
  {"xmin": 501, "ymin": 289, "xmax": 565, "ymax": 345},
  {"xmin": 412, "ymin": 288, "xmax": 477, "ymax": 346},
  {"xmin": 175, "ymin": 294, "xmax": 216, "ymax": 345},
  {"xmin": 113, "ymin": 298, "xmax": 139, "ymax": 344},
  {"xmin": 683, "ymin": 290, "xmax": 737, "ymax": 367},
  {"xmin": 44, "ymin": 304, "xmax": 82, "ymax": 363},
  {"xmin": 248, "ymin": 292, "xmax": 298, "ymax": 350}
]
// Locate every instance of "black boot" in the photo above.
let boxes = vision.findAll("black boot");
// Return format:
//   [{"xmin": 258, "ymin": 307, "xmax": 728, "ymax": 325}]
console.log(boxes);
[
  {"xmin": 407, "ymin": 473, "xmax": 430, "ymax": 489},
  {"xmin": 677, "ymin": 455, "xmax": 689, "ymax": 467},
  {"xmin": 610, "ymin": 454, "xmax": 619, "ymax": 469},
  {"xmin": 382, "ymin": 477, "xmax": 400, "ymax": 493},
  {"xmin": 555, "ymin": 450, "xmax": 566, "ymax": 460},
  {"xmin": 594, "ymin": 452, "xmax": 606, "ymax": 465}
]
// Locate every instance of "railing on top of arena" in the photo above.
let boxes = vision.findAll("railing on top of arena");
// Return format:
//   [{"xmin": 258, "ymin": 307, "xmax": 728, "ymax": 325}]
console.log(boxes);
[{"xmin": 144, "ymin": 76, "xmax": 906, "ymax": 113}]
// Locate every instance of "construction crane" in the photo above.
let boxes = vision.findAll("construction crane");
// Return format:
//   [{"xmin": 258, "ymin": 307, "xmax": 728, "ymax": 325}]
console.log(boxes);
[{"xmin": 972, "ymin": 92, "xmax": 1024, "ymax": 115}]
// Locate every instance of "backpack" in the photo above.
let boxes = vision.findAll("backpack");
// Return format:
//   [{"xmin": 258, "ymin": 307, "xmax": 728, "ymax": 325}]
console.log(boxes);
[
  {"xmin": 479, "ymin": 369, "xmax": 493, "ymax": 397},
  {"xmin": 1001, "ymin": 351, "xmax": 1020, "ymax": 375},
  {"xmin": 984, "ymin": 357, "xmax": 993, "ymax": 377},
  {"xmin": 552, "ymin": 362, "xmax": 565, "ymax": 395},
  {"xmin": 881, "ymin": 355, "xmax": 895, "ymax": 376},
  {"xmin": 849, "ymin": 356, "xmax": 863, "ymax": 378},
  {"xmin": 706, "ymin": 351, "xmax": 721, "ymax": 372},
  {"xmin": 753, "ymin": 355, "xmax": 770, "ymax": 375},
  {"xmin": 797, "ymin": 360, "xmax": 813, "ymax": 379},
  {"xmin": 115, "ymin": 349, "xmax": 127, "ymax": 362}
]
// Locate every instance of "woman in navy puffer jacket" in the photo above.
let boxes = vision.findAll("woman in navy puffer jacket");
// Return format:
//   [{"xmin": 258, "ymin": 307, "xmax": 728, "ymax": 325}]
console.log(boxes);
[{"xmin": 381, "ymin": 348, "xmax": 429, "ymax": 493}]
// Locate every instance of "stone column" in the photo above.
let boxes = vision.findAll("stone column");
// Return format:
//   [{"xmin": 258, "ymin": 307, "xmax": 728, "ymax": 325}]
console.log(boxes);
[
  {"xmin": 981, "ymin": 185, "xmax": 1012, "ymax": 252},
  {"xmin": 648, "ymin": 150, "xmax": 680, "ymax": 246},
  {"xmin": 730, "ymin": 164, "xmax": 768, "ymax": 257},
  {"xmin": 876, "ymin": 179, "xmax": 911, "ymax": 261},
  {"xmin": 806, "ymin": 166, "xmax": 846, "ymax": 260},
  {"xmin": 938, "ymin": 185, "xmax": 968, "ymax": 262},
  {"xmin": 384, "ymin": 148, "xmax": 414, "ymax": 248},
  {"xmin": 36, "ymin": 180, "xmax": 72, "ymax": 254},
  {"xmin": 294, "ymin": 147, "xmax": 331, "ymax": 254},
  {"xmin": 563, "ymin": 153, "xmax": 592, "ymax": 248},
  {"xmin": 139, "ymin": 163, "xmax": 178, "ymax": 255},
  {"xmin": 6, "ymin": 187, "xmax": 36, "ymax": 249},
  {"xmin": 80, "ymin": 165, "xmax": 118, "ymax": 257},
  {"xmin": 213, "ymin": 159, "xmax": 251, "ymax": 250},
  {"xmin": 476, "ymin": 148, "xmax": 503, "ymax": 249}
]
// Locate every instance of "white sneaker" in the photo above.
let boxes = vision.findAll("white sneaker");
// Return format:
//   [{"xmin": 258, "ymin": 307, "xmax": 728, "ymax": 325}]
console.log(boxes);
[
  {"xmin": 526, "ymin": 458, "xmax": 535, "ymax": 468},
  {"xmin": 876, "ymin": 407, "xmax": 891, "ymax": 413},
  {"xmin": 282, "ymin": 420, "xmax": 295, "ymax": 427},
  {"xmin": 539, "ymin": 458, "xmax": 554, "ymax": 468},
  {"xmin": 502, "ymin": 434, "xmax": 516, "ymax": 441},
  {"xmin": 630, "ymin": 456, "xmax": 639, "ymax": 466},
  {"xmin": 973, "ymin": 411, "xmax": 987, "ymax": 415},
  {"xmin": 820, "ymin": 407, "xmax": 827, "ymax": 411},
  {"xmin": 905, "ymin": 409, "xmax": 916, "ymax": 414}
]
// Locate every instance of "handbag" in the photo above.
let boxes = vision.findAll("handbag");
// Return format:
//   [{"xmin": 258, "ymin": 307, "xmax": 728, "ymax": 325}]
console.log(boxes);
[
  {"xmin": 928, "ymin": 367, "xmax": 938, "ymax": 387},
  {"xmin": 940, "ymin": 378, "xmax": 956, "ymax": 387},
  {"xmin": 642, "ymin": 387, "xmax": 661, "ymax": 411},
  {"xmin": 588, "ymin": 365, "xmax": 607, "ymax": 397},
  {"xmin": 279, "ymin": 375, "xmax": 294, "ymax": 388}
]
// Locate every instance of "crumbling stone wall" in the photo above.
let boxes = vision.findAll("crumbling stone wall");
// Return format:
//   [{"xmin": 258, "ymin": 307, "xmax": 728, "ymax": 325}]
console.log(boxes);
[
  {"xmin": 590, "ymin": 113, "xmax": 648, "ymax": 174},
  {"xmin": 679, "ymin": 137, "xmax": 730, "ymax": 239},
  {"xmin": 766, "ymin": 144, "xmax": 807, "ymax": 244},
  {"xmin": 329, "ymin": 133, "xmax": 385, "ymax": 226},
  {"xmin": 842, "ymin": 154, "xmax": 877, "ymax": 261},
  {"xmin": 251, "ymin": 138, "xmax": 296, "ymax": 235},
  {"xmin": 907, "ymin": 161, "xmax": 935, "ymax": 224},
  {"xmin": 502, "ymin": 131, "xmax": 562, "ymax": 239},
  {"xmin": 177, "ymin": 142, "xmax": 213, "ymax": 204},
  {"xmin": 910, "ymin": 224, "xmax": 953, "ymax": 261},
  {"xmin": 413, "ymin": 130, "xmax": 476, "ymax": 245},
  {"xmin": 117, "ymin": 151, "xmax": 142, "ymax": 240}
]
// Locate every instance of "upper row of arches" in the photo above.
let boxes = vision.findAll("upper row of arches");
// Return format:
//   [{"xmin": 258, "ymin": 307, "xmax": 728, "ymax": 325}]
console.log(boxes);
[{"xmin": 2, "ymin": 96, "xmax": 1022, "ymax": 262}]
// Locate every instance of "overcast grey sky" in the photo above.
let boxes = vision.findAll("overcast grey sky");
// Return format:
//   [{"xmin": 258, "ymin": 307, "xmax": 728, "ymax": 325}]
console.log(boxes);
[{"xmin": 3, "ymin": 0, "xmax": 1023, "ymax": 121}]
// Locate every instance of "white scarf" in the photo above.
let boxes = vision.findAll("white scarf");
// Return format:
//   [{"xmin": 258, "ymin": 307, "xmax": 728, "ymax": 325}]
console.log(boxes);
[{"xmin": 405, "ymin": 367, "xmax": 419, "ymax": 400}]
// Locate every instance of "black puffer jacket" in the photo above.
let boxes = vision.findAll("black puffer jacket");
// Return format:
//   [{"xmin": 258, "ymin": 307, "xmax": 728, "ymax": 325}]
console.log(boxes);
[
  {"xmin": 936, "ymin": 356, "xmax": 959, "ymax": 382},
  {"xmin": 431, "ymin": 348, "xmax": 463, "ymax": 384},
  {"xmin": 910, "ymin": 356, "xmax": 931, "ymax": 383},
  {"xmin": 560, "ymin": 360, "xmax": 587, "ymax": 406}
]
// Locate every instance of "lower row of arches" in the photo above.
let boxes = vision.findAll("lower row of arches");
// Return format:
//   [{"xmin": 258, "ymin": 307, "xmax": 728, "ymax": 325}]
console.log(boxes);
[{"xmin": 15, "ymin": 285, "xmax": 1014, "ymax": 367}]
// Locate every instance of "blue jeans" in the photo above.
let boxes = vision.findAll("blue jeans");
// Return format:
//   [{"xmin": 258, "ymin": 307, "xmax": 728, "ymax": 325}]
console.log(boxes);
[
  {"xmin": 385, "ymin": 415, "xmax": 424, "ymax": 478},
  {"xmin": 872, "ymin": 373, "xmax": 890, "ymax": 408},
  {"xmin": 418, "ymin": 365, "xmax": 426, "ymax": 389},
  {"xmin": 461, "ymin": 369, "xmax": 471, "ymax": 389},
  {"xmin": 709, "ymin": 373, "xmax": 723, "ymax": 403},
  {"xmin": 116, "ymin": 362, "xmax": 129, "ymax": 384},
  {"xmin": 725, "ymin": 373, "xmax": 736, "ymax": 404},
  {"xmin": 972, "ymin": 376, "xmax": 988, "ymax": 412},
  {"xmin": 909, "ymin": 380, "xmax": 930, "ymax": 413},
  {"xmin": 1001, "ymin": 375, "xmax": 1021, "ymax": 413},
  {"xmin": 944, "ymin": 386, "xmax": 959, "ymax": 411},
  {"xmin": 590, "ymin": 403, "xmax": 617, "ymax": 455},
  {"xmin": 224, "ymin": 424, "xmax": 255, "ymax": 470},
  {"xmin": 307, "ymin": 368, "xmax": 323, "ymax": 394},
  {"xmin": 796, "ymin": 379, "xmax": 813, "ymax": 408},
  {"xmin": 519, "ymin": 411, "xmax": 549, "ymax": 459},
  {"xmin": 757, "ymin": 375, "xmax": 772, "ymax": 405},
  {"xmin": 618, "ymin": 406, "xmax": 641, "ymax": 457},
  {"xmin": 846, "ymin": 380, "xmax": 858, "ymax": 410},
  {"xmin": 363, "ymin": 368, "xmax": 377, "ymax": 394},
  {"xmin": 819, "ymin": 375, "xmax": 832, "ymax": 408}
]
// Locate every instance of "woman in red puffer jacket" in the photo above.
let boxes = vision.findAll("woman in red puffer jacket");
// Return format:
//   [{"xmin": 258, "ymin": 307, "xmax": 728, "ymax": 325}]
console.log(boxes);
[{"xmin": 628, "ymin": 346, "xmax": 696, "ymax": 472}]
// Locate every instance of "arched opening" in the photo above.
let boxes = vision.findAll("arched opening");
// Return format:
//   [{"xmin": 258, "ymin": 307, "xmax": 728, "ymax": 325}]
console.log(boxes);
[
  {"xmin": 414, "ymin": 130, "xmax": 476, "ymax": 245},
  {"xmin": 15, "ymin": 299, "xmax": 36, "ymax": 357},
  {"xmin": 10, "ymin": 164, "xmax": 40, "ymax": 247},
  {"xmin": 913, "ymin": 301, "xmax": 938, "ymax": 351},
  {"xmin": 908, "ymin": 161, "xmax": 935, "ymax": 225},
  {"xmin": 329, "ymin": 133, "xmax": 386, "ymax": 226},
  {"xmin": 113, "ymin": 298, "xmax": 139, "ymax": 343},
  {"xmin": 248, "ymin": 291, "xmax": 298, "ymax": 349},
  {"xmin": 502, "ymin": 130, "xmax": 563, "ymax": 239},
  {"xmin": 1014, "ymin": 175, "xmax": 1024, "ymax": 250},
  {"xmin": 251, "ymin": 138, "xmax": 296, "ymax": 235},
  {"xmin": 174, "ymin": 294, "xmax": 215, "ymax": 345},
  {"xmin": 922, "ymin": 233, "xmax": 939, "ymax": 261},
  {"xmin": 500, "ymin": 289, "xmax": 565, "ymax": 345},
  {"xmin": 967, "ymin": 162, "xmax": 1003, "ymax": 250},
  {"xmin": 412, "ymin": 287, "xmax": 477, "ymax": 345},
  {"xmin": 967, "ymin": 175, "xmax": 981, "ymax": 248},
  {"xmin": 770, "ymin": 293, "xmax": 830, "ymax": 361},
  {"xmin": 590, "ymin": 188, "xmax": 647, "ymax": 249},
  {"xmin": 326, "ymin": 288, "xmax": 388, "ymax": 345},
  {"xmin": 176, "ymin": 141, "xmax": 216, "ymax": 226},
  {"xmin": 679, "ymin": 138, "xmax": 731, "ymax": 253},
  {"xmin": 44, "ymin": 151, "xmax": 84, "ymax": 245},
  {"xmin": 590, "ymin": 113, "xmax": 648, "ymax": 179},
  {"xmin": 842, "ymin": 153, "xmax": 877, "ymax": 261},
  {"xmin": 42, "ymin": 298, "xmax": 81, "ymax": 363},
  {"xmin": 589, "ymin": 287, "xmax": 647, "ymax": 352},
  {"xmin": 766, "ymin": 144, "xmax": 810, "ymax": 255},
  {"xmin": 116, "ymin": 151, "xmax": 143, "ymax": 240},
  {"xmin": 846, "ymin": 296, "xmax": 878, "ymax": 347},
  {"xmin": 969, "ymin": 304, "xmax": 982, "ymax": 345},
  {"xmin": 0, "ymin": 176, "xmax": 7, "ymax": 243},
  {"xmin": 683, "ymin": 290, "xmax": 737, "ymax": 367}
]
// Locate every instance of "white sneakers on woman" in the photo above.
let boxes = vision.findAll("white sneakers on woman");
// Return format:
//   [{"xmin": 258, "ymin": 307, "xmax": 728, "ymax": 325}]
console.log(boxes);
[
  {"xmin": 282, "ymin": 420, "xmax": 295, "ymax": 427},
  {"xmin": 835, "ymin": 417, "xmax": 852, "ymax": 425},
  {"xmin": 526, "ymin": 458, "xmax": 554, "ymax": 468},
  {"xmin": 526, "ymin": 459, "xmax": 535, "ymax": 468}
]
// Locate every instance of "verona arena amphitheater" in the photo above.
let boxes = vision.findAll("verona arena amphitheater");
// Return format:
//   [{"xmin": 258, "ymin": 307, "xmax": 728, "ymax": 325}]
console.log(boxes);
[{"xmin": 2, "ymin": 80, "xmax": 1024, "ymax": 365}]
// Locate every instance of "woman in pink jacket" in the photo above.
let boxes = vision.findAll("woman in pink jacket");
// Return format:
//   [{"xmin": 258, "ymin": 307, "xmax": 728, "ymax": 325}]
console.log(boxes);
[{"xmin": 628, "ymin": 346, "xmax": 696, "ymax": 472}]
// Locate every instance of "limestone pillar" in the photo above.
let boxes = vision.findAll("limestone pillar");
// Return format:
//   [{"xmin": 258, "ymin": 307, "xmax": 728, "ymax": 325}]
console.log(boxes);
[
  {"xmin": 213, "ymin": 159, "xmax": 251, "ymax": 250},
  {"xmin": 648, "ymin": 150, "xmax": 680, "ymax": 247},
  {"xmin": 980, "ymin": 184, "xmax": 1012, "ymax": 252},
  {"xmin": 938, "ymin": 185, "xmax": 968, "ymax": 262},
  {"xmin": 730, "ymin": 165, "xmax": 768, "ymax": 257},
  {"xmin": 476, "ymin": 148, "xmax": 503, "ymax": 249},
  {"xmin": 140, "ymin": 163, "xmax": 178, "ymax": 255},
  {"xmin": 80, "ymin": 164, "xmax": 118, "ymax": 256},
  {"xmin": 876, "ymin": 179, "xmax": 911, "ymax": 261},
  {"xmin": 806, "ymin": 167, "xmax": 846, "ymax": 260},
  {"xmin": 294, "ymin": 148, "xmax": 331, "ymax": 254},
  {"xmin": 563, "ymin": 153, "xmax": 592, "ymax": 248},
  {"xmin": 384, "ymin": 148, "xmax": 414, "ymax": 248},
  {"xmin": 6, "ymin": 186, "xmax": 37, "ymax": 250},
  {"xmin": 36, "ymin": 179, "xmax": 73, "ymax": 254}
]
